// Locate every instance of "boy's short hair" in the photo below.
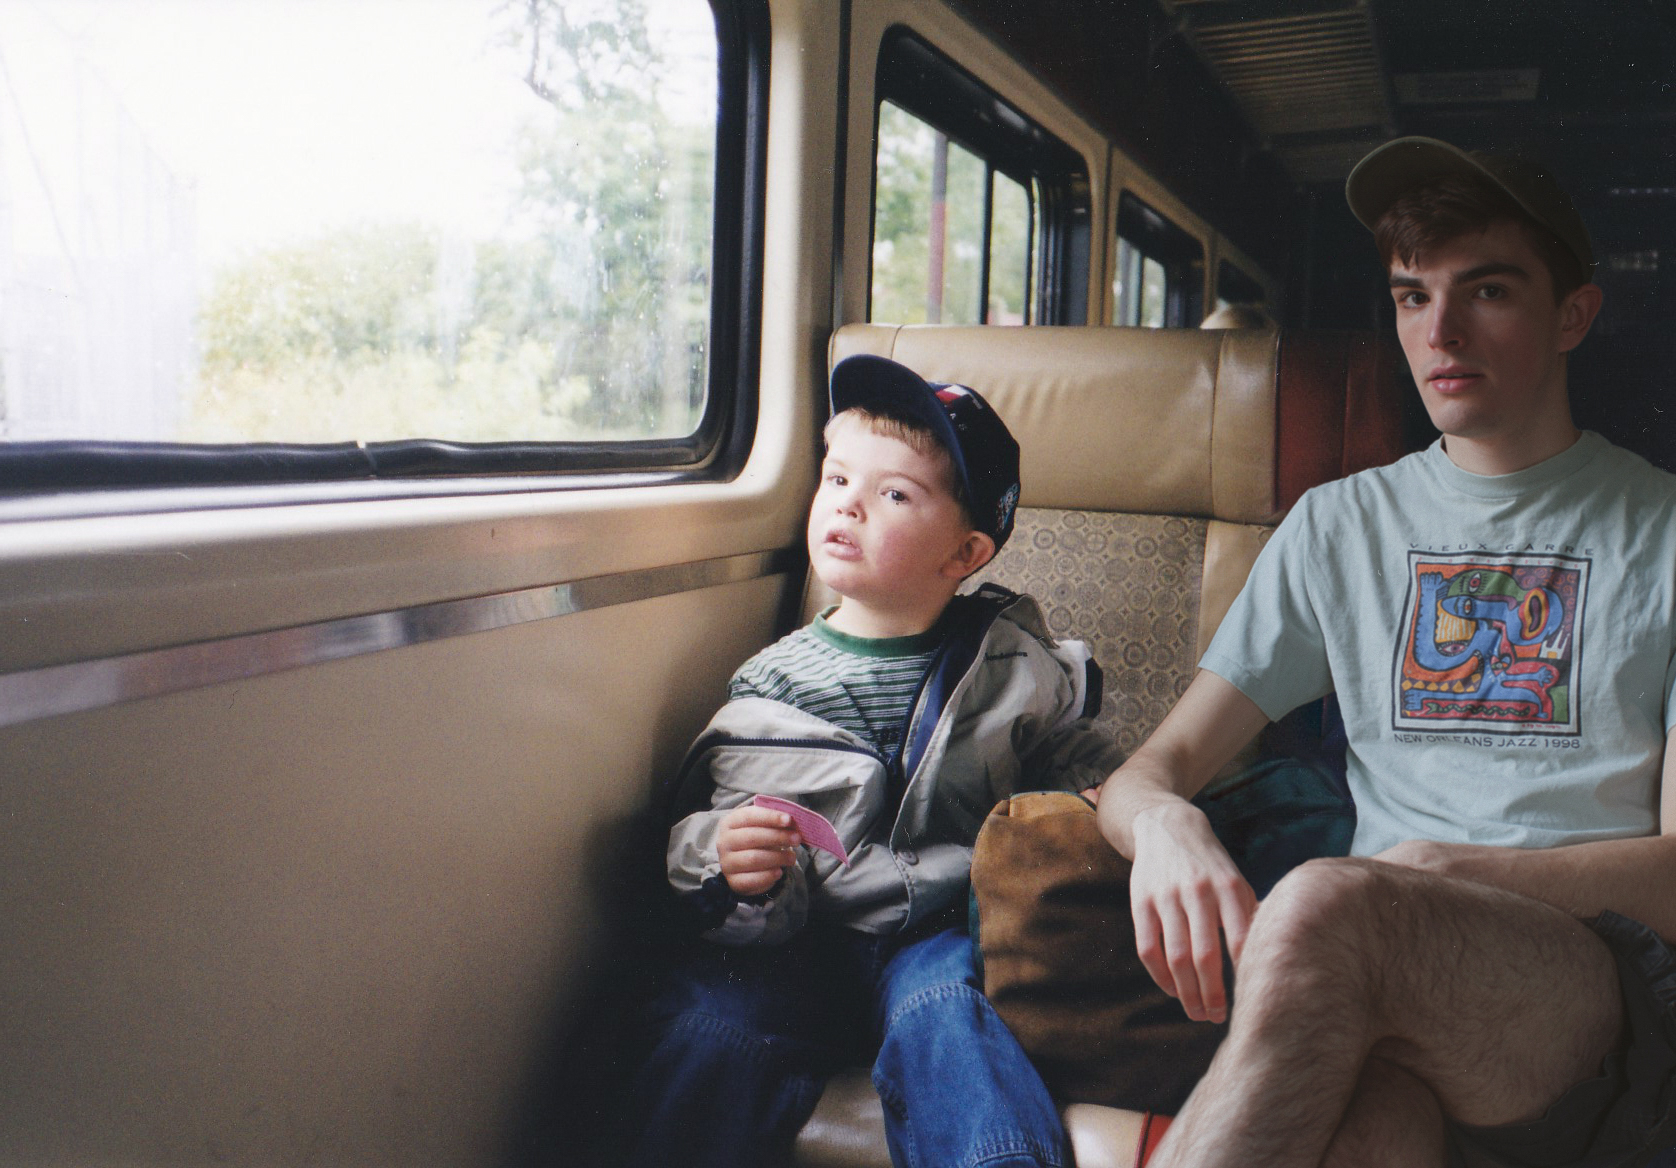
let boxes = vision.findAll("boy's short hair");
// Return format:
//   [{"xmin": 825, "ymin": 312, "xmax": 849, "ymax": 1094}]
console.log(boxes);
[
  {"xmin": 824, "ymin": 403, "xmax": 968, "ymax": 513},
  {"xmin": 828, "ymin": 356, "xmax": 1022, "ymax": 551},
  {"xmin": 1345, "ymin": 136, "xmax": 1594, "ymax": 302}
]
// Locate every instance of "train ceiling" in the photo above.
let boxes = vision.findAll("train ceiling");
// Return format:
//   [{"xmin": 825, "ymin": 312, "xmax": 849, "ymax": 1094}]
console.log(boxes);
[{"xmin": 954, "ymin": 0, "xmax": 1676, "ymax": 192}]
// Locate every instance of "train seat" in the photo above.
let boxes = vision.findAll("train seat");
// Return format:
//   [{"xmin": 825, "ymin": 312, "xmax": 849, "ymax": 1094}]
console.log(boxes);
[{"xmin": 792, "ymin": 321, "xmax": 1407, "ymax": 1167}]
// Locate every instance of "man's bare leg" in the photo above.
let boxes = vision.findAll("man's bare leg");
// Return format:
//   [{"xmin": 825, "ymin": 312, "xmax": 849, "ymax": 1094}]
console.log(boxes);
[
  {"xmin": 1150, "ymin": 858, "xmax": 1622, "ymax": 1168},
  {"xmin": 1322, "ymin": 1058, "xmax": 1446, "ymax": 1168}
]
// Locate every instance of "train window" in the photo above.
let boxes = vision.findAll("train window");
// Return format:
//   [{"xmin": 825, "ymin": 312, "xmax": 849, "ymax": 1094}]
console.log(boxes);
[
  {"xmin": 872, "ymin": 103, "xmax": 1037, "ymax": 325},
  {"xmin": 1112, "ymin": 192, "xmax": 1204, "ymax": 328},
  {"xmin": 870, "ymin": 28, "xmax": 1089, "ymax": 326},
  {"xmin": 0, "ymin": 0, "xmax": 766, "ymax": 497},
  {"xmin": 1116, "ymin": 247, "xmax": 1170, "ymax": 328}
]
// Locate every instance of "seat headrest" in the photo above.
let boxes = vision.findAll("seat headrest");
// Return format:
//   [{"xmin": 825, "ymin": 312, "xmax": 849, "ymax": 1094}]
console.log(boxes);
[
  {"xmin": 828, "ymin": 323, "xmax": 1406, "ymax": 526},
  {"xmin": 830, "ymin": 323, "xmax": 1284, "ymax": 525}
]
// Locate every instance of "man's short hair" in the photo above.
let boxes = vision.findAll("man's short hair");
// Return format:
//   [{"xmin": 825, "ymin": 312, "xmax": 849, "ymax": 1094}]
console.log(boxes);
[
  {"xmin": 1347, "ymin": 137, "xmax": 1595, "ymax": 304},
  {"xmin": 1374, "ymin": 173, "xmax": 1590, "ymax": 303}
]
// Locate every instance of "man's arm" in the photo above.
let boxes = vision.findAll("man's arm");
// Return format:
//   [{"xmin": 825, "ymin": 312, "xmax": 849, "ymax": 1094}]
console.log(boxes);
[
  {"xmin": 1097, "ymin": 669, "xmax": 1270, "ymax": 1023},
  {"xmin": 1379, "ymin": 726, "xmax": 1676, "ymax": 939}
]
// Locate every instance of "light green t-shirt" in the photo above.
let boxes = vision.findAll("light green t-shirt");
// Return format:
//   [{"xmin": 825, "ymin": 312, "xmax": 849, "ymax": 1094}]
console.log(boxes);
[{"xmin": 1202, "ymin": 431, "xmax": 1676, "ymax": 856}]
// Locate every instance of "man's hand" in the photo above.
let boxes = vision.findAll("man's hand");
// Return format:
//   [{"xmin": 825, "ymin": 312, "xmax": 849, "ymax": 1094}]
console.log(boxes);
[
  {"xmin": 1129, "ymin": 800, "xmax": 1257, "ymax": 1024},
  {"xmin": 716, "ymin": 804, "xmax": 802, "ymax": 896},
  {"xmin": 1097, "ymin": 671, "xmax": 1271, "ymax": 1024}
]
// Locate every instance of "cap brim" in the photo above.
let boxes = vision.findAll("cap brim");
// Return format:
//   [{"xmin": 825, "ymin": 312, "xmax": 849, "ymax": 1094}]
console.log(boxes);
[
  {"xmin": 1344, "ymin": 136, "xmax": 1503, "ymax": 232},
  {"xmin": 829, "ymin": 354, "xmax": 970, "ymax": 489},
  {"xmin": 1345, "ymin": 136, "xmax": 1595, "ymax": 276}
]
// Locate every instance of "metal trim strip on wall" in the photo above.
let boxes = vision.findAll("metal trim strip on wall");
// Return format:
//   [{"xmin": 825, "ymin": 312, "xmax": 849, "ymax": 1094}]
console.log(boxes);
[{"xmin": 0, "ymin": 548, "xmax": 802, "ymax": 731}]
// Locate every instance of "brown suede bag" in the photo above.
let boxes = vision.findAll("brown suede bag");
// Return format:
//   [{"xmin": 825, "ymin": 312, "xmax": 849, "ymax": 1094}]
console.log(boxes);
[{"xmin": 969, "ymin": 790, "xmax": 1226, "ymax": 1113}]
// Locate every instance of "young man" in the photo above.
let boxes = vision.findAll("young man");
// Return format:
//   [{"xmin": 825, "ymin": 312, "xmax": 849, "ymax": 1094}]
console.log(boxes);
[
  {"xmin": 629, "ymin": 355, "xmax": 1123, "ymax": 1168},
  {"xmin": 1097, "ymin": 137, "xmax": 1676, "ymax": 1166}
]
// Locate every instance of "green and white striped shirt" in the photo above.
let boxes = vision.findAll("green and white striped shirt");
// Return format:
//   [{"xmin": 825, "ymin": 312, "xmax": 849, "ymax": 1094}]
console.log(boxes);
[{"xmin": 729, "ymin": 612, "xmax": 941, "ymax": 754}]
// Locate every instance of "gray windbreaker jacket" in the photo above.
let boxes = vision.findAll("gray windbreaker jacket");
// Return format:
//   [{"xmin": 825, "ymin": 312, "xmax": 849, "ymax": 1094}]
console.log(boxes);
[{"xmin": 666, "ymin": 586, "xmax": 1125, "ymax": 945}]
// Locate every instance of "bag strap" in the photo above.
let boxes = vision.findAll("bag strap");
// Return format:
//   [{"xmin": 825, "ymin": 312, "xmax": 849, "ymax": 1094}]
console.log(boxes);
[{"xmin": 894, "ymin": 584, "xmax": 1015, "ymax": 788}]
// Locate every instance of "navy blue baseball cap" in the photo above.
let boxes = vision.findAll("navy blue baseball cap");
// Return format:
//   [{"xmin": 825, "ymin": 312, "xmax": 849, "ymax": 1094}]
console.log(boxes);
[{"xmin": 829, "ymin": 354, "xmax": 1021, "ymax": 551}]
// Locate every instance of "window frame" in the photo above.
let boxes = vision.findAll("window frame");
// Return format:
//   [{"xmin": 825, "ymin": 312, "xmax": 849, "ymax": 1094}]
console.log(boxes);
[
  {"xmin": 869, "ymin": 27, "xmax": 1091, "ymax": 327},
  {"xmin": 0, "ymin": 0, "xmax": 770, "ymax": 504},
  {"xmin": 1113, "ymin": 191, "xmax": 1204, "ymax": 329}
]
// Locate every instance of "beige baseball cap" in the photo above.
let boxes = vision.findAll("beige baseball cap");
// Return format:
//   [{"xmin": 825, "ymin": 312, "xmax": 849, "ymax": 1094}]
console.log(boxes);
[{"xmin": 1345, "ymin": 136, "xmax": 1595, "ymax": 275}]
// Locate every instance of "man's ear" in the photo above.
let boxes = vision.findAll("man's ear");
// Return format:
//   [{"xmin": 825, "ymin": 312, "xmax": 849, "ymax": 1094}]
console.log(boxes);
[
  {"xmin": 1558, "ymin": 283, "xmax": 1604, "ymax": 354},
  {"xmin": 943, "ymin": 531, "xmax": 997, "ymax": 579}
]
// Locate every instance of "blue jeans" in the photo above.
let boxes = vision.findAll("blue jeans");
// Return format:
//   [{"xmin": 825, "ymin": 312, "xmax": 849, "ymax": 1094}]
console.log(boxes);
[{"xmin": 626, "ymin": 920, "xmax": 1068, "ymax": 1168}]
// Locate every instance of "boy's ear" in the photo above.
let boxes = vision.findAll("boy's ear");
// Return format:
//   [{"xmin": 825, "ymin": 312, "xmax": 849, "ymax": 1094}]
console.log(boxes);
[{"xmin": 943, "ymin": 531, "xmax": 997, "ymax": 579}]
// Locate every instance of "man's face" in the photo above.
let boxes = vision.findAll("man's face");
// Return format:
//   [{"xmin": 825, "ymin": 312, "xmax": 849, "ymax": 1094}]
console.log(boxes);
[{"xmin": 1388, "ymin": 220, "xmax": 1597, "ymax": 447}]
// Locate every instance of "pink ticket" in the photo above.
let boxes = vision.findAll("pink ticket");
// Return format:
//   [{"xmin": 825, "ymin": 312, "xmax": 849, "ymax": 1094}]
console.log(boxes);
[{"xmin": 753, "ymin": 794, "xmax": 851, "ymax": 867}]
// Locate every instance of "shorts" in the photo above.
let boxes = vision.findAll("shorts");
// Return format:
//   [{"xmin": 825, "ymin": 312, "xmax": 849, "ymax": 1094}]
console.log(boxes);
[{"xmin": 1448, "ymin": 911, "xmax": 1676, "ymax": 1168}]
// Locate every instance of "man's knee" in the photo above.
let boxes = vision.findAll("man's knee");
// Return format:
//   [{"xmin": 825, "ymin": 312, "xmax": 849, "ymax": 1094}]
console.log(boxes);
[
  {"xmin": 1248, "ymin": 858, "xmax": 1389, "ymax": 960},
  {"xmin": 1229, "ymin": 857, "xmax": 1403, "ymax": 1020}
]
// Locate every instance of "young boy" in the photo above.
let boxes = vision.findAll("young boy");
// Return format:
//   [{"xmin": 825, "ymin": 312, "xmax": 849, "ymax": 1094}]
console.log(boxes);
[{"xmin": 627, "ymin": 355, "xmax": 1125, "ymax": 1168}]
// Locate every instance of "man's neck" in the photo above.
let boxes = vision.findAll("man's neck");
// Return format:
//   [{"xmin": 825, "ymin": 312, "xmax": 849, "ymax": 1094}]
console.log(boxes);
[{"xmin": 1441, "ymin": 422, "xmax": 1581, "ymax": 477}]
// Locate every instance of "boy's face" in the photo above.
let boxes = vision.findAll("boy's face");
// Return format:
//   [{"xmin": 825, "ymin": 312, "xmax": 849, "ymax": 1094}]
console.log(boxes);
[
  {"xmin": 808, "ymin": 415, "xmax": 991, "ymax": 615},
  {"xmin": 1388, "ymin": 219, "xmax": 1599, "ymax": 446}
]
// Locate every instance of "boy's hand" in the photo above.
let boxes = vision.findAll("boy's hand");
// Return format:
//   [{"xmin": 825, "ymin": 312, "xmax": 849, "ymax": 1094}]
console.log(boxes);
[{"xmin": 717, "ymin": 805, "xmax": 803, "ymax": 896}]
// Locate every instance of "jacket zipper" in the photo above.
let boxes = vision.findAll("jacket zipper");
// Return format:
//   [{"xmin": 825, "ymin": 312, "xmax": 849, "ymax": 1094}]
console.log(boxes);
[{"xmin": 708, "ymin": 735, "xmax": 885, "ymax": 763}]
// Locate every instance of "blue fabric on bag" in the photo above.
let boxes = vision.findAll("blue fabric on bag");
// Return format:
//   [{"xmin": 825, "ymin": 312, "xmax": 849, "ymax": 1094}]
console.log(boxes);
[{"xmin": 1194, "ymin": 757, "xmax": 1356, "ymax": 898}]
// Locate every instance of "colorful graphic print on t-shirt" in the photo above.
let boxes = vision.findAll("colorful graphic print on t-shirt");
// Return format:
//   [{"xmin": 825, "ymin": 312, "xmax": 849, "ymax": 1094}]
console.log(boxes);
[{"xmin": 1392, "ymin": 551, "xmax": 1588, "ymax": 736}]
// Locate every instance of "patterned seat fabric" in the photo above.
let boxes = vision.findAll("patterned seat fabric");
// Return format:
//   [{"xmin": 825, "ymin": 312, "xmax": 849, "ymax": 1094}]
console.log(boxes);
[{"xmin": 972, "ymin": 509, "xmax": 1205, "ymax": 756}]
